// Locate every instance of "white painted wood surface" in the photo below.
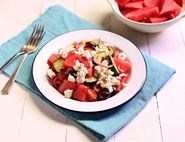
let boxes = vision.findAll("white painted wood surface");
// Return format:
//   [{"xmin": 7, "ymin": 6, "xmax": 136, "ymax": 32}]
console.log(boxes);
[{"xmin": 0, "ymin": 0, "xmax": 184, "ymax": 142}]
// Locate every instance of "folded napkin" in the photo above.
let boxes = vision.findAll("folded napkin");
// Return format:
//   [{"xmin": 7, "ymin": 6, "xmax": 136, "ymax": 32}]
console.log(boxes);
[{"xmin": 0, "ymin": 5, "xmax": 175, "ymax": 141}]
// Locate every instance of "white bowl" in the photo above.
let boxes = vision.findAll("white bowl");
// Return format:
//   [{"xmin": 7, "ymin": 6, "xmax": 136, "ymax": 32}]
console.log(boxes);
[
  {"xmin": 108, "ymin": 0, "xmax": 185, "ymax": 33},
  {"xmin": 32, "ymin": 29, "xmax": 147, "ymax": 112}
]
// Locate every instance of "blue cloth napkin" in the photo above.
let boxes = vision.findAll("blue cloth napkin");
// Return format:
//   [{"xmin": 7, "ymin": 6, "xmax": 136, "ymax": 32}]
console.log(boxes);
[{"xmin": 0, "ymin": 5, "xmax": 175, "ymax": 141}]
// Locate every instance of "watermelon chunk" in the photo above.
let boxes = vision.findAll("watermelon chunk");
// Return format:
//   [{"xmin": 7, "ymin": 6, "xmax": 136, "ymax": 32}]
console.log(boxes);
[
  {"xmin": 63, "ymin": 52, "xmax": 92, "ymax": 76},
  {"xmin": 160, "ymin": 0, "xmax": 182, "ymax": 16},
  {"xmin": 124, "ymin": 1, "xmax": 144, "ymax": 9},
  {"xmin": 121, "ymin": 9, "xmax": 135, "ymax": 16},
  {"xmin": 115, "ymin": 75, "xmax": 130, "ymax": 91},
  {"xmin": 144, "ymin": 0, "xmax": 161, "ymax": 7},
  {"xmin": 150, "ymin": 16, "xmax": 169, "ymax": 23},
  {"xmin": 168, "ymin": 13, "xmax": 176, "ymax": 19},
  {"xmin": 116, "ymin": 0, "xmax": 129, "ymax": 7},
  {"xmin": 58, "ymin": 80, "xmax": 77, "ymax": 95},
  {"xmin": 47, "ymin": 54, "xmax": 61, "ymax": 66},
  {"xmin": 79, "ymin": 57, "xmax": 93, "ymax": 76},
  {"xmin": 73, "ymin": 84, "xmax": 89, "ymax": 101},
  {"xmin": 174, "ymin": 0, "xmax": 183, "ymax": 6},
  {"xmin": 63, "ymin": 52, "xmax": 81, "ymax": 68},
  {"xmin": 125, "ymin": 7, "xmax": 160, "ymax": 22},
  {"xmin": 113, "ymin": 57, "xmax": 131, "ymax": 73}
]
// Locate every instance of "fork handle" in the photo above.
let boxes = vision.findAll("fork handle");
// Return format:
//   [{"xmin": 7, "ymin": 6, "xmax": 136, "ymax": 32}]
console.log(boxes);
[
  {"xmin": 0, "ymin": 52, "xmax": 24, "ymax": 72},
  {"xmin": 1, "ymin": 53, "xmax": 28, "ymax": 95}
]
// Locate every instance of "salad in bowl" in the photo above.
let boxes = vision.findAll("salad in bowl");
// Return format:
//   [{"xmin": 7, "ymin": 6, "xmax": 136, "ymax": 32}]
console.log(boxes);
[{"xmin": 46, "ymin": 38, "xmax": 131, "ymax": 102}]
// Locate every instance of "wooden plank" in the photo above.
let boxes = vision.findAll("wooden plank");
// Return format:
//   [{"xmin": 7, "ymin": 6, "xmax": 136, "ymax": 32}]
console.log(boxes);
[
  {"xmin": 15, "ymin": 0, "xmax": 69, "ymax": 141},
  {"xmin": 66, "ymin": 119, "xmax": 97, "ymax": 142},
  {"xmin": 75, "ymin": 0, "xmax": 111, "ymax": 30},
  {"xmin": 148, "ymin": 22, "xmax": 185, "ymax": 142},
  {"xmin": 0, "ymin": 75, "xmax": 26, "ymax": 142},
  {"xmin": 115, "ymin": 98, "xmax": 162, "ymax": 142},
  {"xmin": 19, "ymin": 92, "xmax": 67, "ymax": 142},
  {"xmin": 179, "ymin": 17, "xmax": 185, "ymax": 46},
  {"xmin": 67, "ymin": 118, "xmax": 115, "ymax": 142},
  {"xmin": 0, "ymin": 0, "xmax": 43, "ymax": 141},
  {"xmin": 42, "ymin": 0, "xmax": 75, "ymax": 12},
  {"xmin": 0, "ymin": 0, "xmax": 44, "ymax": 44}
]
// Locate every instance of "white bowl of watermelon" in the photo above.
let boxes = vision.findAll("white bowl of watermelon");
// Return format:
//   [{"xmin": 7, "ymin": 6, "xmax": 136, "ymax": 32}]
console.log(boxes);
[{"xmin": 108, "ymin": 0, "xmax": 185, "ymax": 33}]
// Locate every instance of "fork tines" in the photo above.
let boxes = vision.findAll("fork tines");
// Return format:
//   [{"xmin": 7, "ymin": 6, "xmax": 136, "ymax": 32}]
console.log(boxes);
[{"xmin": 27, "ymin": 24, "xmax": 46, "ymax": 47}]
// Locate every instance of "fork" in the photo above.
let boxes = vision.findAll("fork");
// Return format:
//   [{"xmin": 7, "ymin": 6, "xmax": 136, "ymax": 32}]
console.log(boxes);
[
  {"xmin": 1, "ymin": 24, "xmax": 45, "ymax": 95},
  {"xmin": 0, "ymin": 48, "xmax": 24, "ymax": 72},
  {"xmin": 0, "ymin": 25, "xmax": 42, "ymax": 72}
]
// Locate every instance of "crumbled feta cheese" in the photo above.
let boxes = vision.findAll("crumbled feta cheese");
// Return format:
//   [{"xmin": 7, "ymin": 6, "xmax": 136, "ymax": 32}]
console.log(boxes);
[
  {"xmin": 73, "ymin": 60, "xmax": 84, "ymax": 71},
  {"xmin": 96, "ymin": 68, "xmax": 120, "ymax": 93},
  {"xmin": 46, "ymin": 69, "xmax": 56, "ymax": 79},
  {"xmin": 58, "ymin": 46, "xmax": 74, "ymax": 59},
  {"xmin": 75, "ymin": 45, "xmax": 96, "ymax": 59},
  {"xmin": 104, "ymin": 83, "xmax": 113, "ymax": 93},
  {"xmin": 58, "ymin": 49, "xmax": 64, "ymax": 55},
  {"xmin": 90, "ymin": 51, "xmax": 97, "ymax": 57},
  {"xmin": 89, "ymin": 61, "xmax": 93, "ymax": 67},
  {"xmin": 76, "ymin": 67, "xmax": 88, "ymax": 83},
  {"xmin": 111, "ymin": 77, "xmax": 120, "ymax": 86},
  {"xmin": 101, "ymin": 60, "xmax": 109, "ymax": 66},
  {"xmin": 82, "ymin": 50, "xmax": 92, "ymax": 59},
  {"xmin": 74, "ymin": 45, "xmax": 85, "ymax": 55},
  {"xmin": 64, "ymin": 89, "xmax": 73, "ymax": 98},
  {"xmin": 76, "ymin": 75, "xmax": 85, "ymax": 83},
  {"xmin": 68, "ymin": 74, "xmax": 76, "ymax": 82},
  {"xmin": 73, "ymin": 60, "xmax": 88, "ymax": 83},
  {"xmin": 99, "ymin": 69, "xmax": 114, "ymax": 77},
  {"xmin": 95, "ymin": 46, "xmax": 100, "ymax": 52},
  {"xmin": 94, "ymin": 66, "xmax": 107, "ymax": 75},
  {"xmin": 118, "ymin": 52, "xmax": 127, "ymax": 60},
  {"xmin": 119, "ymin": 73, "xmax": 127, "ymax": 77}
]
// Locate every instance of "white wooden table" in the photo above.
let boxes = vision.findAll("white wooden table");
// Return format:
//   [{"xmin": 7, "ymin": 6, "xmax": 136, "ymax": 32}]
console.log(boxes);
[{"xmin": 0, "ymin": 0, "xmax": 185, "ymax": 142}]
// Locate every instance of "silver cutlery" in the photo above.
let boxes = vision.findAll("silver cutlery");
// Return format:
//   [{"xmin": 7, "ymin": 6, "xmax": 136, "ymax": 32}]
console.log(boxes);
[
  {"xmin": 0, "ymin": 49, "xmax": 24, "ymax": 72},
  {"xmin": 1, "ymin": 24, "xmax": 45, "ymax": 95}
]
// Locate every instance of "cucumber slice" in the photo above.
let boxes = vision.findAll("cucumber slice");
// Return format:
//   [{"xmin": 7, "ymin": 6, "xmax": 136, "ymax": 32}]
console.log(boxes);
[
  {"xmin": 85, "ymin": 76, "xmax": 98, "ymax": 83},
  {"xmin": 98, "ymin": 43, "xmax": 109, "ymax": 55},
  {"xmin": 109, "ymin": 56, "xmax": 120, "ymax": 75},
  {"xmin": 94, "ymin": 51, "xmax": 107, "ymax": 64},
  {"xmin": 107, "ymin": 46, "xmax": 115, "ymax": 56},
  {"xmin": 53, "ymin": 58, "xmax": 64, "ymax": 72}
]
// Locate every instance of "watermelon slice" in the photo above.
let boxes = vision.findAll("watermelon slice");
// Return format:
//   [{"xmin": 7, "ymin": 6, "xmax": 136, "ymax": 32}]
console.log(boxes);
[
  {"xmin": 150, "ymin": 16, "xmax": 169, "ymax": 23},
  {"xmin": 144, "ymin": 0, "xmax": 161, "ymax": 7},
  {"xmin": 73, "ymin": 84, "xmax": 89, "ymax": 101},
  {"xmin": 58, "ymin": 80, "xmax": 77, "ymax": 95},
  {"xmin": 47, "ymin": 54, "xmax": 61, "ymax": 66},
  {"xmin": 124, "ymin": 1, "xmax": 144, "ymax": 9},
  {"xmin": 173, "ymin": 0, "xmax": 183, "ymax": 6},
  {"xmin": 160, "ymin": 0, "xmax": 182, "ymax": 16},
  {"xmin": 116, "ymin": 0, "xmax": 129, "ymax": 7},
  {"xmin": 125, "ymin": 7, "xmax": 160, "ymax": 22}
]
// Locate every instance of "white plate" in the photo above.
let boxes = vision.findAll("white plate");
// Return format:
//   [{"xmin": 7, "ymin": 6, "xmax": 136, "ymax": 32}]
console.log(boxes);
[{"xmin": 32, "ymin": 29, "xmax": 146, "ymax": 112}]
